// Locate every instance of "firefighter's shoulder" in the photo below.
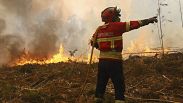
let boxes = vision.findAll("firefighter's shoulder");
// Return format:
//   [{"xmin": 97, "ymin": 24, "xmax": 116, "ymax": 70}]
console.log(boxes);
[{"xmin": 99, "ymin": 23, "xmax": 109, "ymax": 29}]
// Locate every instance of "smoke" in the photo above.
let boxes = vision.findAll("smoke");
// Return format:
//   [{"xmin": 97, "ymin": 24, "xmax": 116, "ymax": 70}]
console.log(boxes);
[
  {"xmin": 0, "ymin": 0, "xmax": 89, "ymax": 66},
  {"xmin": 29, "ymin": 18, "xmax": 60, "ymax": 58},
  {"xmin": 0, "ymin": 18, "xmax": 24, "ymax": 64},
  {"xmin": 59, "ymin": 15, "xmax": 87, "ymax": 50},
  {"xmin": 0, "ymin": 0, "xmax": 182, "ymax": 66},
  {"xmin": 0, "ymin": 0, "xmax": 32, "ymax": 16},
  {"xmin": 0, "ymin": 0, "xmax": 62, "ymax": 66}
]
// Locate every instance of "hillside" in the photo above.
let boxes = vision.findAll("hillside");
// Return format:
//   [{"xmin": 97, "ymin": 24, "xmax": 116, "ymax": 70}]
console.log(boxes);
[{"xmin": 0, "ymin": 53, "xmax": 183, "ymax": 103}]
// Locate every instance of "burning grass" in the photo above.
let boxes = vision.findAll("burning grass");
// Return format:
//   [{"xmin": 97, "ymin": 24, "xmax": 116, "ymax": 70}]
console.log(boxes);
[{"xmin": 0, "ymin": 53, "xmax": 183, "ymax": 103}]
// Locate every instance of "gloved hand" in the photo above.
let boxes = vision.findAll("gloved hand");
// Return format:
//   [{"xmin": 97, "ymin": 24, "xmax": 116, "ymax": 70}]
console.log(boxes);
[
  {"xmin": 149, "ymin": 16, "xmax": 158, "ymax": 23},
  {"xmin": 90, "ymin": 39, "xmax": 99, "ymax": 49},
  {"xmin": 141, "ymin": 16, "xmax": 158, "ymax": 26}
]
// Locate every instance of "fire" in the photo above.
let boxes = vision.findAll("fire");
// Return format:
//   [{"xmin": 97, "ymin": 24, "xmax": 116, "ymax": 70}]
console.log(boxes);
[
  {"xmin": 14, "ymin": 45, "xmax": 68, "ymax": 66},
  {"xmin": 87, "ymin": 52, "xmax": 99, "ymax": 64},
  {"xmin": 123, "ymin": 41, "xmax": 177, "ymax": 58},
  {"xmin": 12, "ymin": 44, "xmax": 98, "ymax": 66},
  {"xmin": 46, "ymin": 45, "xmax": 68, "ymax": 63},
  {"xmin": 125, "ymin": 41, "xmax": 151, "ymax": 53},
  {"xmin": 11, "ymin": 42, "xmax": 177, "ymax": 66},
  {"xmin": 123, "ymin": 41, "xmax": 159, "ymax": 57}
]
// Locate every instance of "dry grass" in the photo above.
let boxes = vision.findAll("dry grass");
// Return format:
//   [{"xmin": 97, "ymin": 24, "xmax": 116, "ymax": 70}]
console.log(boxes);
[{"xmin": 0, "ymin": 53, "xmax": 183, "ymax": 103}]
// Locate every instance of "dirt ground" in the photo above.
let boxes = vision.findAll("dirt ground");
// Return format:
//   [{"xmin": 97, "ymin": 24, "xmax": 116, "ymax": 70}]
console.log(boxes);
[{"xmin": 0, "ymin": 53, "xmax": 183, "ymax": 103}]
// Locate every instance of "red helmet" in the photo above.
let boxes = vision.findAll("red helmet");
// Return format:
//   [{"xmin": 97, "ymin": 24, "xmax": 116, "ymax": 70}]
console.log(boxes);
[{"xmin": 101, "ymin": 7, "xmax": 121, "ymax": 23}]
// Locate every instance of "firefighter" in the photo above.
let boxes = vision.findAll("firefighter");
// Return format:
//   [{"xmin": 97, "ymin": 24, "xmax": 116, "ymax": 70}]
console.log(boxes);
[{"xmin": 91, "ymin": 7, "xmax": 158, "ymax": 103}]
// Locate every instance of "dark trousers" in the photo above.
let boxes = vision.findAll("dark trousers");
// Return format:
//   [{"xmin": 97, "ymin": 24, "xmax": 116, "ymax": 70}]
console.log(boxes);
[{"xmin": 95, "ymin": 59, "xmax": 125, "ymax": 100}]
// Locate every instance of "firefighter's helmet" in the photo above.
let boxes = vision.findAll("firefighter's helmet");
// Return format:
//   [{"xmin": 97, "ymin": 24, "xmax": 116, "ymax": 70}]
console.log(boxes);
[{"xmin": 101, "ymin": 7, "xmax": 121, "ymax": 23}]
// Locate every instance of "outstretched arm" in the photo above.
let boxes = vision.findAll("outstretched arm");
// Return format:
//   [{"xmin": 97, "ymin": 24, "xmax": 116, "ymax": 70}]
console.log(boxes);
[
  {"xmin": 140, "ymin": 16, "xmax": 158, "ymax": 26},
  {"xmin": 125, "ymin": 16, "xmax": 158, "ymax": 32}
]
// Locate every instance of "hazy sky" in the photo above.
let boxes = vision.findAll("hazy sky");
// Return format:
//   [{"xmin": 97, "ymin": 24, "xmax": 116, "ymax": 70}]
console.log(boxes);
[{"xmin": 61, "ymin": 0, "xmax": 183, "ymax": 48}]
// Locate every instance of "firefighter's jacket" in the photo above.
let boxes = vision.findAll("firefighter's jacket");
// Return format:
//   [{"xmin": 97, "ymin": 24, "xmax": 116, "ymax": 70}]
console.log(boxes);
[{"xmin": 92, "ymin": 21, "xmax": 143, "ymax": 60}]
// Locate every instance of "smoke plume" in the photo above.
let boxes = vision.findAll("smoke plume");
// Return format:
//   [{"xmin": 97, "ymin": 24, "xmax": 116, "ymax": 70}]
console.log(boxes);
[
  {"xmin": 0, "ymin": 1, "xmax": 59, "ymax": 66},
  {"xmin": 0, "ymin": 0, "xmax": 89, "ymax": 66},
  {"xmin": 0, "ymin": 0, "xmax": 182, "ymax": 66}
]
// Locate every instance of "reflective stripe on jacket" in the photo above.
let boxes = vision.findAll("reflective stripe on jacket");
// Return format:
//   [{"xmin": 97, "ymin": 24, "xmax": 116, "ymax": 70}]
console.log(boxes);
[
  {"xmin": 99, "ymin": 51, "xmax": 122, "ymax": 60},
  {"xmin": 93, "ymin": 21, "xmax": 142, "ymax": 60}
]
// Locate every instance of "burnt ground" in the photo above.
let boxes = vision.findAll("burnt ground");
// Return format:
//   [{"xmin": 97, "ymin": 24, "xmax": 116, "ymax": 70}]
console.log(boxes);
[{"xmin": 0, "ymin": 53, "xmax": 183, "ymax": 103}]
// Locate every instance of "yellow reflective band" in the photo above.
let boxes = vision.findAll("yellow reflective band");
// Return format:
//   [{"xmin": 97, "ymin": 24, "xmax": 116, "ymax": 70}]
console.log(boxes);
[
  {"xmin": 138, "ymin": 20, "xmax": 143, "ymax": 26},
  {"xmin": 111, "ymin": 40, "xmax": 115, "ymax": 49},
  {"xmin": 100, "ymin": 51, "xmax": 122, "ymax": 60},
  {"xmin": 97, "ymin": 36, "xmax": 122, "ymax": 42},
  {"xmin": 97, "ymin": 36, "xmax": 122, "ymax": 49},
  {"xmin": 126, "ymin": 22, "xmax": 130, "ymax": 32}
]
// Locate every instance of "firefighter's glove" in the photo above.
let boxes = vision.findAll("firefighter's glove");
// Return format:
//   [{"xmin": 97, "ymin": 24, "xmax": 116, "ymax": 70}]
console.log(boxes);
[
  {"xmin": 90, "ymin": 39, "xmax": 99, "ymax": 49},
  {"xmin": 141, "ymin": 16, "xmax": 158, "ymax": 26},
  {"xmin": 149, "ymin": 16, "xmax": 158, "ymax": 23}
]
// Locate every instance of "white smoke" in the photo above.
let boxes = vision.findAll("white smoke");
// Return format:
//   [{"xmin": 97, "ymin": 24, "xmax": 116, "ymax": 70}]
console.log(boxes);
[{"xmin": 0, "ymin": 0, "xmax": 182, "ymax": 66}]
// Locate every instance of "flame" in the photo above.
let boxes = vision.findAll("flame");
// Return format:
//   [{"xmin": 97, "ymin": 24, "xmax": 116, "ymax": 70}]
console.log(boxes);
[
  {"xmin": 126, "ymin": 41, "xmax": 147, "ymax": 53},
  {"xmin": 46, "ymin": 45, "xmax": 68, "ymax": 63},
  {"xmin": 87, "ymin": 50, "xmax": 99, "ymax": 64},
  {"xmin": 87, "ymin": 53, "xmax": 98, "ymax": 64},
  {"xmin": 14, "ymin": 45, "xmax": 68, "ymax": 66},
  {"xmin": 123, "ymin": 40, "xmax": 177, "ymax": 58},
  {"xmin": 11, "ymin": 42, "xmax": 176, "ymax": 66},
  {"xmin": 124, "ymin": 41, "xmax": 160, "ymax": 57},
  {"xmin": 12, "ymin": 44, "xmax": 98, "ymax": 66}
]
